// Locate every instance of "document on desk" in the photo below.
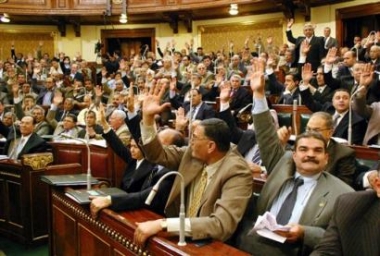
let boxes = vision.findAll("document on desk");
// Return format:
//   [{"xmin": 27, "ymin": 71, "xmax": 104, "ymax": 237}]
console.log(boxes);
[
  {"xmin": 248, "ymin": 211, "xmax": 290, "ymax": 243},
  {"xmin": 0, "ymin": 155, "xmax": 9, "ymax": 161},
  {"xmin": 65, "ymin": 187, "xmax": 128, "ymax": 204}
]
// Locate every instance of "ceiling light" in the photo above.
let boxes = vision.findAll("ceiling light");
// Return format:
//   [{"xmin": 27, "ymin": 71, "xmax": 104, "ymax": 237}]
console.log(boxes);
[
  {"xmin": 1, "ymin": 13, "xmax": 10, "ymax": 23},
  {"xmin": 119, "ymin": 13, "xmax": 127, "ymax": 24},
  {"xmin": 229, "ymin": 4, "xmax": 239, "ymax": 16}
]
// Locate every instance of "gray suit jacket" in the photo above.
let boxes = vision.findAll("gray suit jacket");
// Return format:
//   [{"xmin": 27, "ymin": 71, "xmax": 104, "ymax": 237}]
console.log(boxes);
[
  {"xmin": 141, "ymin": 134, "xmax": 252, "ymax": 241},
  {"xmin": 353, "ymin": 88, "xmax": 380, "ymax": 145},
  {"xmin": 238, "ymin": 110, "xmax": 354, "ymax": 256},
  {"xmin": 311, "ymin": 191, "xmax": 380, "ymax": 256}
]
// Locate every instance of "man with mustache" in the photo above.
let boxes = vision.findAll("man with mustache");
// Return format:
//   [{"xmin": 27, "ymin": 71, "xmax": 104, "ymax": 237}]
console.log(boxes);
[{"xmin": 236, "ymin": 60, "xmax": 354, "ymax": 256}]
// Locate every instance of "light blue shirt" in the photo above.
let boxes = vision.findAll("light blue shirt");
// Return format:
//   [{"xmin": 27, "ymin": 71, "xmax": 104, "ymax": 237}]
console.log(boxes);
[{"xmin": 270, "ymin": 173, "xmax": 320, "ymax": 224}]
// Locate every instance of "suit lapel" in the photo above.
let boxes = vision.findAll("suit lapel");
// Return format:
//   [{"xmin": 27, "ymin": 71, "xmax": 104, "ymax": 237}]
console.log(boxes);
[
  {"xmin": 166, "ymin": 150, "xmax": 203, "ymax": 208},
  {"xmin": 132, "ymin": 160, "xmax": 154, "ymax": 183},
  {"xmin": 299, "ymin": 174, "xmax": 330, "ymax": 224}
]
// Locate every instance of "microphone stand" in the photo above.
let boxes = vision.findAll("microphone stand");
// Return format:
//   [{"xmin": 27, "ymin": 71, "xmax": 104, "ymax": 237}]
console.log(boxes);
[
  {"xmin": 145, "ymin": 171, "xmax": 186, "ymax": 246},
  {"xmin": 60, "ymin": 134, "xmax": 92, "ymax": 190}
]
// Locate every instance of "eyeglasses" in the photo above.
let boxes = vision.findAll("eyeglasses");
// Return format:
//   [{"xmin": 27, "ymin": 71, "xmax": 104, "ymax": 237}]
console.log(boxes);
[{"xmin": 305, "ymin": 127, "xmax": 332, "ymax": 132}]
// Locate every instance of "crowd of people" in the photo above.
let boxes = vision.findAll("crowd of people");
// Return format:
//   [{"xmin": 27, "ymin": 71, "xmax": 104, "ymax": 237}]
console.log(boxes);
[{"xmin": 0, "ymin": 18, "xmax": 379, "ymax": 256}]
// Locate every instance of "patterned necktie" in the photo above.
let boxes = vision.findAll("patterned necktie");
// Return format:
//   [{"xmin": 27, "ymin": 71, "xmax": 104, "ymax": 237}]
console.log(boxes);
[
  {"xmin": 251, "ymin": 147, "xmax": 261, "ymax": 165},
  {"xmin": 276, "ymin": 177, "xmax": 304, "ymax": 225},
  {"xmin": 333, "ymin": 114, "xmax": 340, "ymax": 129},
  {"xmin": 188, "ymin": 169, "xmax": 208, "ymax": 217}
]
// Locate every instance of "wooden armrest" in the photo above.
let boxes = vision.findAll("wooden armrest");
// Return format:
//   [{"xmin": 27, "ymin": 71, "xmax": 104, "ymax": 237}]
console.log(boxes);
[{"xmin": 45, "ymin": 163, "xmax": 83, "ymax": 175}]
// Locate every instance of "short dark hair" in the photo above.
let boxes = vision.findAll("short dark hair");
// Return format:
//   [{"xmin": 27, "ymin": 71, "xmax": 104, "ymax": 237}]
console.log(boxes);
[
  {"xmin": 200, "ymin": 118, "xmax": 230, "ymax": 152},
  {"xmin": 65, "ymin": 113, "xmax": 77, "ymax": 123},
  {"xmin": 294, "ymin": 131, "xmax": 327, "ymax": 152},
  {"xmin": 23, "ymin": 115, "xmax": 36, "ymax": 125}
]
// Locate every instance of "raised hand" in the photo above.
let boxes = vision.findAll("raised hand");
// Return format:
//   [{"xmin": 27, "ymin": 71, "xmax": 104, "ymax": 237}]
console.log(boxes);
[
  {"xmin": 53, "ymin": 92, "xmax": 64, "ymax": 106},
  {"xmin": 277, "ymin": 126, "xmax": 292, "ymax": 147},
  {"xmin": 127, "ymin": 85, "xmax": 135, "ymax": 113},
  {"xmin": 249, "ymin": 58, "xmax": 266, "ymax": 96},
  {"xmin": 219, "ymin": 81, "xmax": 231, "ymax": 104},
  {"xmin": 301, "ymin": 63, "xmax": 313, "ymax": 84},
  {"xmin": 12, "ymin": 83, "xmax": 19, "ymax": 97},
  {"xmin": 359, "ymin": 63, "xmax": 374, "ymax": 88},
  {"xmin": 287, "ymin": 18, "xmax": 294, "ymax": 29},
  {"xmin": 300, "ymin": 40, "xmax": 311, "ymax": 56},
  {"xmin": 175, "ymin": 107, "xmax": 188, "ymax": 132},
  {"xmin": 142, "ymin": 83, "xmax": 171, "ymax": 126},
  {"xmin": 325, "ymin": 47, "xmax": 337, "ymax": 64},
  {"xmin": 98, "ymin": 102, "xmax": 109, "ymax": 128}
]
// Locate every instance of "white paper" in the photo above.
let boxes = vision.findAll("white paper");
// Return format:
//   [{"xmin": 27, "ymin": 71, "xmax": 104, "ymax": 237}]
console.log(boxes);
[{"xmin": 248, "ymin": 211, "xmax": 290, "ymax": 243}]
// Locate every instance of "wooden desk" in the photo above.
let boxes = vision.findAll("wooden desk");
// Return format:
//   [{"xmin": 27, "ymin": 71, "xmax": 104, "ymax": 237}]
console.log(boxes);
[
  {"xmin": 48, "ymin": 186, "xmax": 249, "ymax": 256},
  {"xmin": 0, "ymin": 153, "xmax": 53, "ymax": 246},
  {"xmin": 49, "ymin": 142, "xmax": 127, "ymax": 187},
  {"xmin": 350, "ymin": 145, "xmax": 380, "ymax": 161}
]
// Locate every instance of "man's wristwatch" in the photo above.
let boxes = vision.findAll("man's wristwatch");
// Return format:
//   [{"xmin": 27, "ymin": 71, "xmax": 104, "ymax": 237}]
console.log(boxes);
[{"xmin": 160, "ymin": 219, "xmax": 167, "ymax": 231}]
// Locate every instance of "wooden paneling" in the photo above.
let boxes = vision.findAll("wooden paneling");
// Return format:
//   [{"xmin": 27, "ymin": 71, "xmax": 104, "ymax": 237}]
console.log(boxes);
[
  {"xmin": 78, "ymin": 224, "xmax": 113, "ymax": 256},
  {"xmin": 0, "ymin": 154, "xmax": 52, "ymax": 245},
  {"xmin": 49, "ymin": 187, "xmax": 250, "ymax": 256},
  {"xmin": 52, "ymin": 205, "xmax": 77, "ymax": 256},
  {"xmin": 50, "ymin": 142, "xmax": 127, "ymax": 187}
]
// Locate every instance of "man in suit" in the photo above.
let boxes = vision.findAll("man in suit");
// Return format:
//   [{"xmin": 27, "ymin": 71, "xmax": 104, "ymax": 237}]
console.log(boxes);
[
  {"xmin": 77, "ymin": 110, "xmax": 103, "ymax": 139},
  {"xmin": 89, "ymin": 105, "xmax": 184, "ymax": 216},
  {"xmin": 311, "ymin": 172, "xmax": 380, "ymax": 256},
  {"xmin": 0, "ymin": 115, "xmax": 50, "ymax": 159},
  {"xmin": 108, "ymin": 109, "xmax": 131, "ymax": 146},
  {"xmin": 236, "ymin": 60, "xmax": 353, "ymax": 256},
  {"xmin": 133, "ymin": 86, "xmax": 252, "ymax": 245},
  {"xmin": 309, "ymin": 66, "xmax": 333, "ymax": 104},
  {"xmin": 323, "ymin": 27, "xmax": 338, "ymax": 54},
  {"xmin": 286, "ymin": 19, "xmax": 324, "ymax": 72},
  {"xmin": 267, "ymin": 63, "xmax": 301, "ymax": 105},
  {"xmin": 54, "ymin": 97, "xmax": 79, "ymax": 122},
  {"xmin": 301, "ymin": 65, "xmax": 367, "ymax": 145},
  {"xmin": 170, "ymin": 88, "xmax": 215, "ymax": 121},
  {"xmin": 31, "ymin": 76, "xmax": 59, "ymax": 106},
  {"xmin": 228, "ymin": 74, "xmax": 252, "ymax": 115}
]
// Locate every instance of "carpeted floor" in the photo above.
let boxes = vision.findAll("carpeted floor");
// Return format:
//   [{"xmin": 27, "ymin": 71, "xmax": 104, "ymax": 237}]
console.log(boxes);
[{"xmin": 0, "ymin": 237, "xmax": 48, "ymax": 256}]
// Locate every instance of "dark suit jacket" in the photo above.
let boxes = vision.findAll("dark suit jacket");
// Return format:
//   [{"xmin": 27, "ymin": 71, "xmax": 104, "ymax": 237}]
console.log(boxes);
[
  {"xmin": 286, "ymin": 31, "xmax": 324, "ymax": 72},
  {"xmin": 183, "ymin": 101, "xmax": 215, "ymax": 120},
  {"xmin": 311, "ymin": 85, "xmax": 333, "ymax": 105},
  {"xmin": 311, "ymin": 191, "xmax": 380, "ymax": 256},
  {"xmin": 300, "ymin": 88, "xmax": 367, "ymax": 145},
  {"xmin": 229, "ymin": 87, "xmax": 252, "ymax": 114},
  {"xmin": 31, "ymin": 78, "xmax": 59, "ymax": 105},
  {"xmin": 102, "ymin": 129, "xmax": 173, "ymax": 215},
  {"xmin": 218, "ymin": 108, "xmax": 256, "ymax": 157},
  {"xmin": 268, "ymin": 72, "xmax": 301, "ymax": 104},
  {"xmin": 0, "ymin": 122, "xmax": 50, "ymax": 159}
]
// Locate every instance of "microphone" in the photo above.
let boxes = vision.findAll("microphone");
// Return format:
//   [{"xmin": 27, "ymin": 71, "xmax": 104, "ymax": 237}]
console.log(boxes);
[
  {"xmin": 348, "ymin": 85, "xmax": 365, "ymax": 145},
  {"xmin": 145, "ymin": 171, "xmax": 186, "ymax": 246},
  {"xmin": 292, "ymin": 99, "xmax": 298, "ymax": 135},
  {"xmin": 9, "ymin": 107, "xmax": 18, "ymax": 159},
  {"xmin": 58, "ymin": 134, "xmax": 92, "ymax": 190}
]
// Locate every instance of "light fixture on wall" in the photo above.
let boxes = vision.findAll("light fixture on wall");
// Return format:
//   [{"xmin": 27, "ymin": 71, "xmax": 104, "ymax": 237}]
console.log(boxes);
[
  {"xmin": 0, "ymin": 13, "xmax": 10, "ymax": 23},
  {"xmin": 229, "ymin": 4, "xmax": 239, "ymax": 16},
  {"xmin": 119, "ymin": 0, "xmax": 127, "ymax": 24}
]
